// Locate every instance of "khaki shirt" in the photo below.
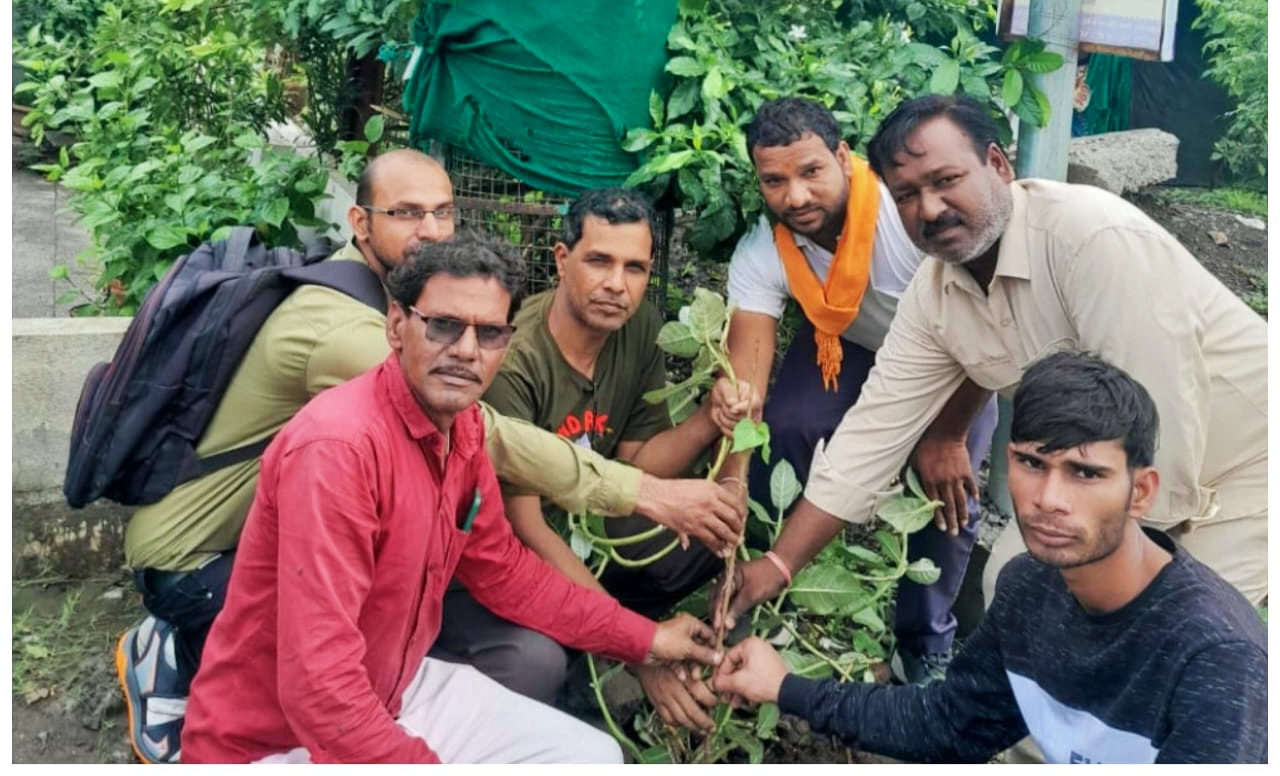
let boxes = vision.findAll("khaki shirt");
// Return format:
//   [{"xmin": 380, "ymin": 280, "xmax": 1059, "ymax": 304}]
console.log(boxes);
[
  {"xmin": 125, "ymin": 242, "xmax": 642, "ymax": 571},
  {"xmin": 805, "ymin": 179, "xmax": 1267, "ymax": 530}
]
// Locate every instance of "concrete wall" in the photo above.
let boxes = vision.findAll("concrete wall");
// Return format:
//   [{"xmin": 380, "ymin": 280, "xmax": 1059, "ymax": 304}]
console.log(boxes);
[
  {"xmin": 12, "ymin": 318, "xmax": 133, "ymax": 577},
  {"xmin": 13, "ymin": 317, "xmax": 130, "ymax": 504}
]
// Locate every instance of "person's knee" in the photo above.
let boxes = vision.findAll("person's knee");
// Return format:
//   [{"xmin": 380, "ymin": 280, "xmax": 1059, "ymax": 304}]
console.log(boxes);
[
  {"xmin": 569, "ymin": 726, "xmax": 623, "ymax": 763},
  {"xmin": 500, "ymin": 630, "xmax": 568, "ymax": 705}
]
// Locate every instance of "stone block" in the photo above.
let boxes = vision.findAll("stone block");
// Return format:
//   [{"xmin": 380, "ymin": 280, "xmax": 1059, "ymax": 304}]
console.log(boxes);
[{"xmin": 1067, "ymin": 128, "xmax": 1179, "ymax": 195}]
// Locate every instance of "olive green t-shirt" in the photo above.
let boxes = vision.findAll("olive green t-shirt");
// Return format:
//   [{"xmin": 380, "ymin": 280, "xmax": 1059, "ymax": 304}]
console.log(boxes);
[{"xmin": 484, "ymin": 290, "xmax": 673, "ymax": 495}]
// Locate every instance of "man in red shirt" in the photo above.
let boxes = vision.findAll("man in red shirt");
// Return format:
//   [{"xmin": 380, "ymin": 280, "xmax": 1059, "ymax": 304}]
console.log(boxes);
[{"xmin": 181, "ymin": 232, "xmax": 720, "ymax": 763}]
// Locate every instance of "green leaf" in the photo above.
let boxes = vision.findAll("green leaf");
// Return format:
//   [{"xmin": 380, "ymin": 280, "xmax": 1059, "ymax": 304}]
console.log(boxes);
[
  {"xmin": 781, "ymin": 649, "xmax": 833, "ymax": 679},
  {"xmin": 648, "ymin": 89, "xmax": 664, "ymax": 127},
  {"xmin": 655, "ymin": 320, "xmax": 701, "ymax": 359},
  {"xmin": 747, "ymin": 498, "xmax": 773, "ymax": 527},
  {"xmin": 702, "ymin": 67, "xmax": 730, "ymax": 102},
  {"xmin": 838, "ymin": 543, "xmax": 884, "ymax": 567},
  {"xmin": 263, "ymin": 197, "xmax": 290, "ymax": 228},
  {"xmin": 905, "ymin": 558, "xmax": 941, "ymax": 586},
  {"xmin": 1032, "ymin": 86, "xmax": 1053, "ymax": 125},
  {"xmin": 666, "ymin": 56, "xmax": 706, "ymax": 77},
  {"xmin": 1002, "ymin": 69, "xmax": 1024, "ymax": 109},
  {"xmin": 48, "ymin": 265, "xmax": 70, "ymax": 281},
  {"xmin": 686, "ymin": 286, "xmax": 727, "ymax": 340},
  {"xmin": 755, "ymin": 702, "xmax": 781, "ymax": 740},
  {"xmin": 769, "ymin": 458, "xmax": 801, "ymax": 515},
  {"xmin": 87, "ymin": 71, "xmax": 122, "ymax": 90},
  {"xmin": 667, "ymin": 385, "xmax": 702, "ymax": 425},
  {"xmin": 647, "ymin": 149, "xmax": 696, "ymax": 176},
  {"xmin": 877, "ymin": 494, "xmax": 937, "ymax": 535},
  {"xmin": 929, "ymin": 59, "xmax": 960, "ymax": 95},
  {"xmin": 850, "ymin": 606, "xmax": 887, "ymax": 632},
  {"xmin": 730, "ymin": 418, "xmax": 770, "ymax": 455},
  {"xmin": 637, "ymin": 746, "xmax": 672, "ymax": 764},
  {"xmin": 666, "ymin": 80, "xmax": 699, "ymax": 121},
  {"xmin": 722, "ymin": 719, "xmax": 764, "ymax": 763},
  {"xmin": 233, "ymin": 131, "xmax": 262, "ymax": 150},
  {"xmin": 874, "ymin": 529, "xmax": 904, "ymax": 565},
  {"xmin": 788, "ymin": 563, "xmax": 866, "ymax": 615},
  {"xmin": 1021, "ymin": 51, "xmax": 1065, "ymax": 74},
  {"xmin": 363, "ymin": 114, "xmax": 385, "ymax": 143},
  {"xmin": 621, "ymin": 128, "xmax": 657, "ymax": 153},
  {"xmin": 145, "ymin": 225, "xmax": 189, "ymax": 250},
  {"xmin": 569, "ymin": 526, "xmax": 595, "ymax": 561}
]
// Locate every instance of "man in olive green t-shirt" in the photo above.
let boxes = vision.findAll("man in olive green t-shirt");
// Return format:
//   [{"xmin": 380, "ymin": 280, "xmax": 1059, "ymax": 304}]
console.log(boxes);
[{"xmin": 475, "ymin": 187, "xmax": 753, "ymax": 734}]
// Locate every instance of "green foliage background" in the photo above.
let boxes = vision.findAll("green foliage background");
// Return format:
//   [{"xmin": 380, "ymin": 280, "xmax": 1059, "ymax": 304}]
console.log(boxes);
[{"xmin": 1193, "ymin": 0, "xmax": 1268, "ymax": 187}]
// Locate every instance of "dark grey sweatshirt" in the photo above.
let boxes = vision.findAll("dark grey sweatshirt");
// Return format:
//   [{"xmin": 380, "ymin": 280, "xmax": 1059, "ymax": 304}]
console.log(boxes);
[{"xmin": 778, "ymin": 529, "xmax": 1267, "ymax": 763}]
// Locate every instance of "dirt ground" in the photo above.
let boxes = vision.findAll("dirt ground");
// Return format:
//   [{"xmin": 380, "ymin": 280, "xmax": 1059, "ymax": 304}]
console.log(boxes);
[{"xmin": 9, "ymin": 186, "xmax": 1267, "ymax": 765}]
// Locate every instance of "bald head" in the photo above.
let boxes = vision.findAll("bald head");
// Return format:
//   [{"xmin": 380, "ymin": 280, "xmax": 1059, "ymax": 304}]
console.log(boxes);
[
  {"xmin": 348, "ymin": 149, "xmax": 457, "ymax": 277},
  {"xmin": 356, "ymin": 148, "xmax": 447, "ymax": 206}
]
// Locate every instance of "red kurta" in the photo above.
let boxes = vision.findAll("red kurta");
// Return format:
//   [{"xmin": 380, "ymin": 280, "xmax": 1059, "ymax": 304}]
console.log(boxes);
[{"xmin": 182, "ymin": 354, "xmax": 656, "ymax": 763}]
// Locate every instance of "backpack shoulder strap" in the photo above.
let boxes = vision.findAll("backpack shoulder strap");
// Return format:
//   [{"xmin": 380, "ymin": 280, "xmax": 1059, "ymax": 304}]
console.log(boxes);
[{"xmin": 283, "ymin": 259, "xmax": 387, "ymax": 314}]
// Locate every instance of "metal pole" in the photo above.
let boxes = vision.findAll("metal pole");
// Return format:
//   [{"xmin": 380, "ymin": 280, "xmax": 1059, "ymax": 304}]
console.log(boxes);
[
  {"xmin": 1014, "ymin": 0, "xmax": 1084, "ymax": 179},
  {"xmin": 986, "ymin": 0, "xmax": 1083, "ymax": 520}
]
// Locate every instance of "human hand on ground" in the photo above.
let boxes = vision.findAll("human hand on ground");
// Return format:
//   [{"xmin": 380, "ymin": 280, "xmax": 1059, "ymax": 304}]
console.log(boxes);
[
  {"xmin": 632, "ymin": 662, "xmax": 718, "ymax": 732},
  {"xmin": 645, "ymin": 612, "xmax": 721, "ymax": 668},
  {"xmin": 712, "ymin": 636, "xmax": 787, "ymax": 706}
]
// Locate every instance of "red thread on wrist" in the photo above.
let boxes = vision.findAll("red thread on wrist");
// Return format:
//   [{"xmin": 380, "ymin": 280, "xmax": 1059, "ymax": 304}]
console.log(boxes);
[{"xmin": 763, "ymin": 551, "xmax": 793, "ymax": 587}]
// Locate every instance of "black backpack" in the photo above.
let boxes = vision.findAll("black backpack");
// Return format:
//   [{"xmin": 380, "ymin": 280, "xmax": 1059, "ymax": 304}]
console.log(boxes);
[{"xmin": 63, "ymin": 226, "xmax": 387, "ymax": 509}]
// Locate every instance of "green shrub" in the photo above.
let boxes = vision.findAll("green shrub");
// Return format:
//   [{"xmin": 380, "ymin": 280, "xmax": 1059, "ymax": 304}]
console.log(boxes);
[
  {"xmin": 16, "ymin": 0, "xmax": 331, "ymax": 315},
  {"xmin": 1194, "ymin": 0, "xmax": 1267, "ymax": 187}
]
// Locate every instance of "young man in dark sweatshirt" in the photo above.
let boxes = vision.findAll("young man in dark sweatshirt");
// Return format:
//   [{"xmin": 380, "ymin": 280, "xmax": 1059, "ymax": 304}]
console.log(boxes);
[{"xmin": 712, "ymin": 351, "xmax": 1267, "ymax": 764}]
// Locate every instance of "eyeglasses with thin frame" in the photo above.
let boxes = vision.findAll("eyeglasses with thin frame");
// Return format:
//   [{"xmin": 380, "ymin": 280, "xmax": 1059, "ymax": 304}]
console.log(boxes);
[
  {"xmin": 361, "ymin": 204, "xmax": 457, "ymax": 223},
  {"xmin": 408, "ymin": 306, "xmax": 515, "ymax": 350}
]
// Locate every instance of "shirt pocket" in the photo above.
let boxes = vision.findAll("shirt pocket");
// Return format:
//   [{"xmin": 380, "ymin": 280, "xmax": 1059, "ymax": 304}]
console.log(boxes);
[{"xmin": 947, "ymin": 338, "xmax": 1022, "ymax": 393}]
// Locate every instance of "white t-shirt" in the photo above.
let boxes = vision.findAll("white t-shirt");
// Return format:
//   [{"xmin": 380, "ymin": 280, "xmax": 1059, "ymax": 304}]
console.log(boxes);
[{"xmin": 726, "ymin": 181, "xmax": 923, "ymax": 352}]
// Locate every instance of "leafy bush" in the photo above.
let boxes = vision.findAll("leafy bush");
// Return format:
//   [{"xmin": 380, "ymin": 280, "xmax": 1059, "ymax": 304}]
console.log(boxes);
[
  {"xmin": 1194, "ymin": 0, "xmax": 1267, "ymax": 187},
  {"xmin": 16, "ymin": 0, "xmax": 331, "ymax": 315},
  {"xmin": 241, "ymin": 0, "xmax": 420, "ymax": 159},
  {"xmin": 12, "ymin": 0, "xmax": 102, "ymax": 43},
  {"xmin": 623, "ymin": 0, "xmax": 1060, "ymax": 257}
]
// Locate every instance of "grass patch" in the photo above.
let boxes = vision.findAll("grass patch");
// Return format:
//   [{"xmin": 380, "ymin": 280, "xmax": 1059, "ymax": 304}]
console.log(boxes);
[
  {"xmin": 1242, "ymin": 271, "xmax": 1267, "ymax": 318},
  {"xmin": 1152, "ymin": 186, "xmax": 1267, "ymax": 218},
  {"xmin": 12, "ymin": 581, "xmax": 141, "ymax": 709}
]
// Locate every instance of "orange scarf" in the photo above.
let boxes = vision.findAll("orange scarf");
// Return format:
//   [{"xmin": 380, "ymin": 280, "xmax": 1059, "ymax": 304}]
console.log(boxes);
[{"xmin": 774, "ymin": 156, "xmax": 880, "ymax": 391}]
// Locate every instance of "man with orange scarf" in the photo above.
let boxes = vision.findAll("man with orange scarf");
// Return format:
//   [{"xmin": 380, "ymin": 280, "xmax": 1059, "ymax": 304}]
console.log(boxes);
[{"xmin": 711, "ymin": 98, "xmax": 997, "ymax": 685}]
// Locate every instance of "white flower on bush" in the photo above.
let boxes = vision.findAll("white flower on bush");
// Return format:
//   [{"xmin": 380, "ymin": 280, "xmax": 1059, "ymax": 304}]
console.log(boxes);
[{"xmin": 787, "ymin": 24, "xmax": 807, "ymax": 42}]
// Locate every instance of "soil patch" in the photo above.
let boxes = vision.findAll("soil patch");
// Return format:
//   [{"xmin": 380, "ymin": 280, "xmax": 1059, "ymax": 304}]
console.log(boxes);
[{"xmin": 1125, "ymin": 187, "xmax": 1268, "ymax": 300}]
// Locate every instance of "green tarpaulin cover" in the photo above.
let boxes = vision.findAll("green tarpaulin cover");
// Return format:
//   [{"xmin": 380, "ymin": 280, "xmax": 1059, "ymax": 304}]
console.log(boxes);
[{"xmin": 404, "ymin": 0, "xmax": 678, "ymax": 196}]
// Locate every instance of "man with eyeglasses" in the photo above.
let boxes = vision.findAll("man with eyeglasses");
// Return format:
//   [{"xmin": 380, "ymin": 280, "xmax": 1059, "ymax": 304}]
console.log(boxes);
[
  {"xmin": 116, "ymin": 150, "xmax": 745, "ymax": 763},
  {"xmin": 474, "ymin": 187, "xmax": 754, "ymax": 734},
  {"xmin": 181, "ymin": 232, "xmax": 726, "ymax": 763}
]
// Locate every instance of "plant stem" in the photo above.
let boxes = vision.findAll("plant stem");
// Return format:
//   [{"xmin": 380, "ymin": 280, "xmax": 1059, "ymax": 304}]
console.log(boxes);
[
  {"xmin": 606, "ymin": 537, "xmax": 682, "ymax": 568},
  {"xmin": 587, "ymin": 655, "xmax": 645, "ymax": 762}
]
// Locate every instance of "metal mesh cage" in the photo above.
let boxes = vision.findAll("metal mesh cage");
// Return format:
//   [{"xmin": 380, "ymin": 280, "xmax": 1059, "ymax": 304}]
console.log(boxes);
[{"xmin": 439, "ymin": 145, "xmax": 671, "ymax": 306}]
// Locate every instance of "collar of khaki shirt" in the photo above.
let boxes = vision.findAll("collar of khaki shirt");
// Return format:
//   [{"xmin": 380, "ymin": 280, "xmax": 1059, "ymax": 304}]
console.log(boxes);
[{"xmin": 938, "ymin": 181, "xmax": 1033, "ymax": 296}]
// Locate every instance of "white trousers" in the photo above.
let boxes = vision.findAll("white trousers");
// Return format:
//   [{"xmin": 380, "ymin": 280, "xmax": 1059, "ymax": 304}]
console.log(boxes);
[{"xmin": 256, "ymin": 657, "xmax": 622, "ymax": 764}]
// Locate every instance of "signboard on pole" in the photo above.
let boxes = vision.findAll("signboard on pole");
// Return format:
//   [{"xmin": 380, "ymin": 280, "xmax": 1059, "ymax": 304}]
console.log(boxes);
[{"xmin": 998, "ymin": 0, "xmax": 1178, "ymax": 61}]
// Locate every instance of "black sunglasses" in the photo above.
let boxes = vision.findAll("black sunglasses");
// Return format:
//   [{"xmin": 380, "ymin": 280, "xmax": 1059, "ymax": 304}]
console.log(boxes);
[{"xmin": 408, "ymin": 307, "xmax": 515, "ymax": 350}]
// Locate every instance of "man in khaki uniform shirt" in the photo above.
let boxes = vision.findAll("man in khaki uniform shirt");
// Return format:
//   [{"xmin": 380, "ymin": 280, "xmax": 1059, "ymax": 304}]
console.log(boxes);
[{"xmin": 716, "ymin": 94, "xmax": 1266, "ymax": 636}]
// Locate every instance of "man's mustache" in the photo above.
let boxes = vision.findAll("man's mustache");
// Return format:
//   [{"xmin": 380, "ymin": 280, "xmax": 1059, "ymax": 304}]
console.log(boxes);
[
  {"xmin": 431, "ymin": 366, "xmax": 481, "ymax": 382},
  {"xmin": 922, "ymin": 213, "xmax": 964, "ymax": 238}
]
